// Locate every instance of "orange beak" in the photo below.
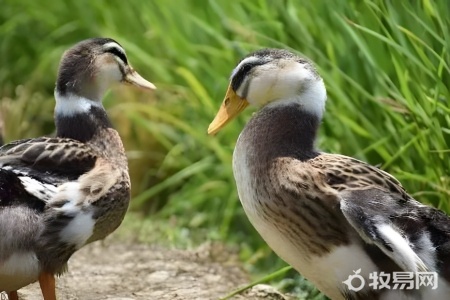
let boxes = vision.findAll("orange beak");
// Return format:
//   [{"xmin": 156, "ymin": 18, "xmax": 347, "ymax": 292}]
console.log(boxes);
[{"xmin": 208, "ymin": 84, "xmax": 249, "ymax": 135}]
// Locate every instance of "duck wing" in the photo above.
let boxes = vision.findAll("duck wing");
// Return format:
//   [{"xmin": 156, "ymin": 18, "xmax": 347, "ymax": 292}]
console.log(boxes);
[
  {"xmin": 315, "ymin": 154, "xmax": 450, "ymax": 280},
  {"xmin": 0, "ymin": 137, "xmax": 97, "ymax": 181},
  {"xmin": 0, "ymin": 137, "xmax": 98, "ymax": 207}
]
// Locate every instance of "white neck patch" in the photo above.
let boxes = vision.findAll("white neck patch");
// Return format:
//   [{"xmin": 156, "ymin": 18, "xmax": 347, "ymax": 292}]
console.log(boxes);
[{"xmin": 54, "ymin": 91, "xmax": 103, "ymax": 116}]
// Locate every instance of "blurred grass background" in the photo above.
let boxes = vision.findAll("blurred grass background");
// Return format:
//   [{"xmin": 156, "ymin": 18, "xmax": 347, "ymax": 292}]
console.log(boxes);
[{"xmin": 0, "ymin": 0, "xmax": 449, "ymax": 298}]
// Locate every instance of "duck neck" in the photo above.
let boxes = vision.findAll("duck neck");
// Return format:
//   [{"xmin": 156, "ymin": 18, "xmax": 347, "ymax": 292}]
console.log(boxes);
[
  {"xmin": 240, "ymin": 102, "xmax": 321, "ymax": 161},
  {"xmin": 54, "ymin": 91, "xmax": 113, "ymax": 143}
]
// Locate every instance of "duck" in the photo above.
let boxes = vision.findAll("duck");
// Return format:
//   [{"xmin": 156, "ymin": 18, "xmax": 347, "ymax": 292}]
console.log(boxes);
[
  {"xmin": 208, "ymin": 48, "xmax": 450, "ymax": 300},
  {"xmin": 0, "ymin": 38, "xmax": 155, "ymax": 300}
]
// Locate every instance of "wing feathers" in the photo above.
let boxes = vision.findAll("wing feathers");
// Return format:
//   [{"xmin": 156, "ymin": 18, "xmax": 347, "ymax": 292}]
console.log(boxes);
[
  {"xmin": 308, "ymin": 154, "xmax": 449, "ymax": 274},
  {"xmin": 0, "ymin": 137, "xmax": 97, "ymax": 177},
  {"xmin": 340, "ymin": 197, "xmax": 427, "ymax": 272},
  {"xmin": 0, "ymin": 137, "xmax": 99, "ymax": 210}
]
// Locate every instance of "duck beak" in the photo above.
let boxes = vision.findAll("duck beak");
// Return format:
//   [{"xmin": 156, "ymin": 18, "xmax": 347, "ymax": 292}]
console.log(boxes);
[
  {"xmin": 123, "ymin": 68, "xmax": 156, "ymax": 90},
  {"xmin": 208, "ymin": 84, "xmax": 249, "ymax": 135}
]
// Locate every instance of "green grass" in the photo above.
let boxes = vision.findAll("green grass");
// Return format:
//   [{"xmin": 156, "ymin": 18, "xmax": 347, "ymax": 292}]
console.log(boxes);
[{"xmin": 1, "ymin": 0, "xmax": 449, "ymax": 298}]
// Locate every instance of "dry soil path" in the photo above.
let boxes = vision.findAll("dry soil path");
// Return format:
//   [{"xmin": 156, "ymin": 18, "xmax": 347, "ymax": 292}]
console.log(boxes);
[{"xmin": 16, "ymin": 236, "xmax": 289, "ymax": 300}]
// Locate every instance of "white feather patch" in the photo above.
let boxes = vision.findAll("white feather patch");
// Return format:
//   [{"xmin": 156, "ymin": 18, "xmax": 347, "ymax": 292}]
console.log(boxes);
[
  {"xmin": 18, "ymin": 176, "xmax": 57, "ymax": 202},
  {"xmin": 59, "ymin": 210, "xmax": 95, "ymax": 249},
  {"xmin": 53, "ymin": 182, "xmax": 84, "ymax": 210},
  {"xmin": 377, "ymin": 223, "xmax": 428, "ymax": 272},
  {"xmin": 52, "ymin": 181, "xmax": 96, "ymax": 248}
]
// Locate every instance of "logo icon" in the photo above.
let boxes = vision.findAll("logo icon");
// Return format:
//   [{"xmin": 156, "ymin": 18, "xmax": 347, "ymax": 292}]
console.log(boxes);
[{"xmin": 342, "ymin": 268, "xmax": 366, "ymax": 292}]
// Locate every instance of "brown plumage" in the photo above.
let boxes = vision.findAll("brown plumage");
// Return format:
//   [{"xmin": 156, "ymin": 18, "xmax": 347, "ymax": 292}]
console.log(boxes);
[{"xmin": 0, "ymin": 38, "xmax": 155, "ymax": 300}]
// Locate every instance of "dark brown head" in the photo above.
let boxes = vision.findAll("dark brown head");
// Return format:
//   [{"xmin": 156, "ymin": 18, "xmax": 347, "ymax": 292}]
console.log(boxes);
[
  {"xmin": 54, "ymin": 38, "xmax": 155, "ymax": 141},
  {"xmin": 56, "ymin": 38, "xmax": 155, "ymax": 102}
]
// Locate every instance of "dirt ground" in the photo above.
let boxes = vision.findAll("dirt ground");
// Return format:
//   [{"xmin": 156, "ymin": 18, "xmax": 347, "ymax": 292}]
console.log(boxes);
[{"xmin": 14, "ymin": 234, "xmax": 290, "ymax": 300}]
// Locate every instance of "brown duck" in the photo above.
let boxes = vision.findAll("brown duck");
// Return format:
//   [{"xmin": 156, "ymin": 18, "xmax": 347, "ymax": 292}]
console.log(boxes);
[
  {"xmin": 209, "ymin": 48, "xmax": 450, "ymax": 300},
  {"xmin": 0, "ymin": 38, "xmax": 155, "ymax": 300}
]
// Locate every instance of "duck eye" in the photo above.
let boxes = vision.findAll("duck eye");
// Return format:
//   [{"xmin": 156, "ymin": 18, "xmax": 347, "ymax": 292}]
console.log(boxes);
[
  {"xmin": 105, "ymin": 47, "xmax": 128, "ymax": 65},
  {"xmin": 231, "ymin": 62, "xmax": 258, "ymax": 92},
  {"xmin": 241, "ymin": 64, "xmax": 253, "ymax": 73}
]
